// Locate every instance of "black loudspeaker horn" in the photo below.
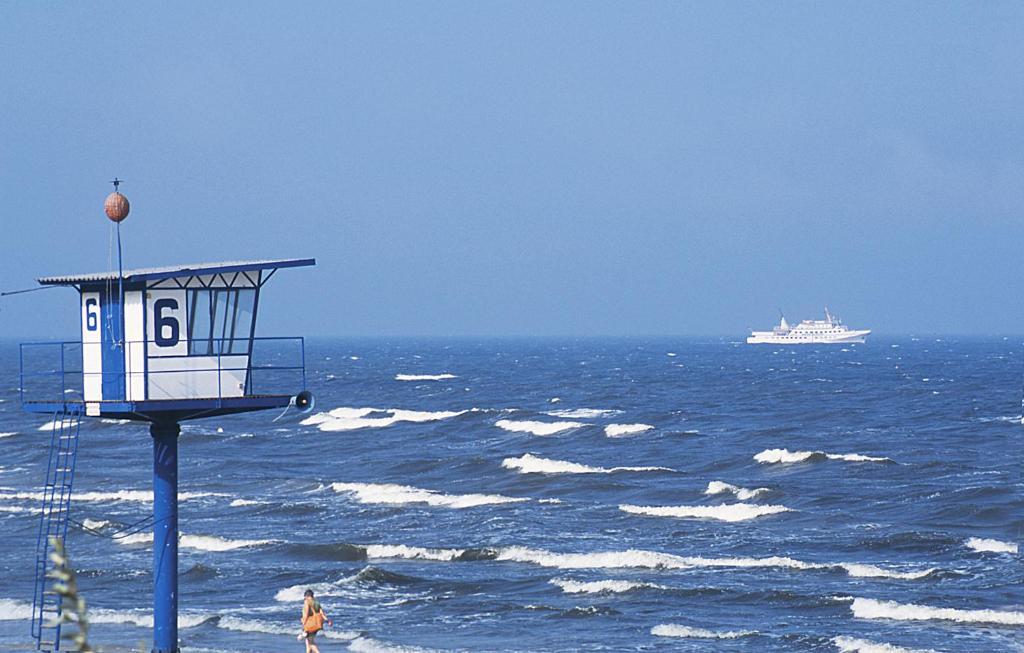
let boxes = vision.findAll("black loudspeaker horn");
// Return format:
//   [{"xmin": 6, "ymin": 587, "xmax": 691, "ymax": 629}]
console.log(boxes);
[{"xmin": 294, "ymin": 390, "xmax": 315, "ymax": 414}]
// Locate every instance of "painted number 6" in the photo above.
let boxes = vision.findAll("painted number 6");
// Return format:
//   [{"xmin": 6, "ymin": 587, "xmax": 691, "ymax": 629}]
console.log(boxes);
[
  {"xmin": 85, "ymin": 298, "xmax": 98, "ymax": 331},
  {"xmin": 154, "ymin": 298, "xmax": 180, "ymax": 347}
]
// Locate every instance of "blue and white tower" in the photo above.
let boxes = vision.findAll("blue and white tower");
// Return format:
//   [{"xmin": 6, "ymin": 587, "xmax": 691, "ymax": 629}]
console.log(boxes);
[{"xmin": 18, "ymin": 184, "xmax": 315, "ymax": 653}]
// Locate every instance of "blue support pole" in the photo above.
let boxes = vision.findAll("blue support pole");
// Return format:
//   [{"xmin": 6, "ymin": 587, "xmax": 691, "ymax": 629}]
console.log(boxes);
[{"xmin": 151, "ymin": 420, "xmax": 180, "ymax": 653}]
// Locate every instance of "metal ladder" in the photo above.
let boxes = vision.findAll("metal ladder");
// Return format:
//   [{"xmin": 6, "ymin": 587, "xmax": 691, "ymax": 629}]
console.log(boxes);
[{"xmin": 31, "ymin": 407, "xmax": 83, "ymax": 652}]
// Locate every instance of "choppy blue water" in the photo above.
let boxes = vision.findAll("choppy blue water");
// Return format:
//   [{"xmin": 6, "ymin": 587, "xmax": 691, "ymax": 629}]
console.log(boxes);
[{"xmin": 0, "ymin": 337, "xmax": 1022, "ymax": 652}]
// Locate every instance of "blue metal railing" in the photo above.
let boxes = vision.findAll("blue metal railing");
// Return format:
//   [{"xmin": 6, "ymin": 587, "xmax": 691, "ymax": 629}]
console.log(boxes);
[{"xmin": 20, "ymin": 336, "xmax": 306, "ymax": 406}]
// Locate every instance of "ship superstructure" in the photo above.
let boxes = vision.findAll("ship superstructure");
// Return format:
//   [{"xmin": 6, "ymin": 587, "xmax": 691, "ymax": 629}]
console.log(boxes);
[{"xmin": 747, "ymin": 308, "xmax": 870, "ymax": 344}]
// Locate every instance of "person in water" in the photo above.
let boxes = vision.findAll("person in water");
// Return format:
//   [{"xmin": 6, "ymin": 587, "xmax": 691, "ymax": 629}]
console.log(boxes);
[{"xmin": 300, "ymin": 589, "xmax": 332, "ymax": 653}]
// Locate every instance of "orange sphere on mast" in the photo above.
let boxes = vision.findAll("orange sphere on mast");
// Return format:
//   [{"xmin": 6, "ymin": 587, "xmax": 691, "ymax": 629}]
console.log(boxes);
[{"xmin": 104, "ymin": 191, "xmax": 130, "ymax": 222}]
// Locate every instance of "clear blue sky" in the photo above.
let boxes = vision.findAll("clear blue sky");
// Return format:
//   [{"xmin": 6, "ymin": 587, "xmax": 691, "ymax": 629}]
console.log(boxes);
[{"xmin": 1, "ymin": 2, "xmax": 1021, "ymax": 337}]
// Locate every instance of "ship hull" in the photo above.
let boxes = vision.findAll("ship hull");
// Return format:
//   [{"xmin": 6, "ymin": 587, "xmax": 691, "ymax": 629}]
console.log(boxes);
[{"xmin": 746, "ymin": 330, "xmax": 870, "ymax": 345}]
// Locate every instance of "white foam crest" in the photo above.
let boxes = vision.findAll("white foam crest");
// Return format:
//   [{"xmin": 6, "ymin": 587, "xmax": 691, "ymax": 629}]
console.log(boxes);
[
  {"xmin": 0, "ymin": 600, "xmax": 212, "ymax": 629},
  {"xmin": 604, "ymin": 423, "xmax": 654, "ymax": 437},
  {"xmin": 115, "ymin": 532, "xmax": 153, "ymax": 545},
  {"xmin": 754, "ymin": 448, "xmax": 822, "ymax": 464},
  {"xmin": 395, "ymin": 373, "xmax": 457, "ymax": 381},
  {"xmin": 840, "ymin": 564, "xmax": 936, "ymax": 580},
  {"xmin": 833, "ymin": 636, "xmax": 936, "ymax": 653},
  {"xmin": 850, "ymin": 597, "xmax": 1024, "ymax": 626},
  {"xmin": 620, "ymin": 503, "xmax": 790, "ymax": 522},
  {"xmin": 81, "ymin": 518, "xmax": 112, "ymax": 530},
  {"xmin": 387, "ymin": 409, "xmax": 465, "ymax": 423},
  {"xmin": 76, "ymin": 490, "xmax": 155, "ymax": 502},
  {"xmin": 546, "ymin": 408, "xmax": 621, "ymax": 419},
  {"xmin": 651, "ymin": 624, "xmax": 755, "ymax": 639},
  {"xmin": 275, "ymin": 579, "xmax": 349, "ymax": 602},
  {"xmin": 502, "ymin": 453, "xmax": 673, "ymax": 475},
  {"xmin": 682, "ymin": 554, "xmax": 821, "ymax": 571},
  {"xmin": 356, "ymin": 544, "xmax": 934, "ymax": 581},
  {"xmin": 0, "ymin": 432, "xmax": 15, "ymax": 439},
  {"xmin": 965, "ymin": 537, "xmax": 1018, "ymax": 554},
  {"xmin": 550, "ymin": 578, "xmax": 664, "ymax": 594},
  {"xmin": 82, "ymin": 490, "xmax": 224, "ymax": 503},
  {"xmin": 38, "ymin": 418, "xmax": 76, "ymax": 431},
  {"xmin": 828, "ymin": 452, "xmax": 893, "ymax": 463},
  {"xmin": 495, "ymin": 547, "xmax": 692, "ymax": 570},
  {"xmin": 682, "ymin": 556, "xmax": 930, "ymax": 579},
  {"xmin": 705, "ymin": 481, "xmax": 770, "ymax": 500},
  {"xmin": 217, "ymin": 615, "xmax": 306, "ymax": 637},
  {"xmin": 497, "ymin": 547, "xmax": 823, "ymax": 573},
  {"xmin": 308, "ymin": 407, "xmax": 466, "ymax": 432},
  {"xmin": 114, "ymin": 532, "xmax": 273, "ymax": 550},
  {"xmin": 754, "ymin": 448, "xmax": 892, "ymax": 464},
  {"xmin": 0, "ymin": 505, "xmax": 34, "ymax": 513},
  {"xmin": 82, "ymin": 609, "xmax": 210, "ymax": 629},
  {"xmin": 495, "ymin": 548, "xmax": 929, "ymax": 581},
  {"xmin": 0, "ymin": 489, "xmax": 173, "ymax": 503},
  {"xmin": 347, "ymin": 636, "xmax": 434, "ymax": 652},
  {"xmin": 364, "ymin": 544, "xmax": 467, "ymax": 561},
  {"xmin": 494, "ymin": 419, "xmax": 587, "ymax": 436},
  {"xmin": 0, "ymin": 599, "xmax": 33, "ymax": 620},
  {"xmin": 332, "ymin": 482, "xmax": 525, "ymax": 509},
  {"xmin": 180, "ymin": 534, "xmax": 275, "ymax": 551}
]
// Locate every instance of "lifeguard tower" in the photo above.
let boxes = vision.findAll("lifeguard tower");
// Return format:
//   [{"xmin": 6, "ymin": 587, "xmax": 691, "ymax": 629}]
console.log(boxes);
[{"xmin": 18, "ymin": 184, "xmax": 314, "ymax": 653}]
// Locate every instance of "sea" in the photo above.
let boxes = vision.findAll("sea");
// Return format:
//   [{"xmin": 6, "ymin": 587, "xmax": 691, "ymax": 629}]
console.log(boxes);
[{"xmin": 0, "ymin": 337, "xmax": 1021, "ymax": 652}]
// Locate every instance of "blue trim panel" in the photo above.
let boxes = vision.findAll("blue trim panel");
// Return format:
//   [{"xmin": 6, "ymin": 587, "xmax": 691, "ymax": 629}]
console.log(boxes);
[
  {"xmin": 100, "ymin": 288, "xmax": 126, "ymax": 400},
  {"xmin": 23, "ymin": 395, "xmax": 294, "ymax": 420}
]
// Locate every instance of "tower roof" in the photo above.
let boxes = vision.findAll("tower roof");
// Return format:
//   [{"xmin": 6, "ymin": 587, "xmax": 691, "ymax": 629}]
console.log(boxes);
[{"xmin": 37, "ymin": 258, "xmax": 315, "ymax": 286}]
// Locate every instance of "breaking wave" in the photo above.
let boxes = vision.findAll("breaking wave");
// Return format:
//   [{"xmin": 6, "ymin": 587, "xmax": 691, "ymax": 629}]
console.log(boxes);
[
  {"xmin": 331, "ymin": 482, "xmax": 527, "ymax": 509},
  {"xmin": 275, "ymin": 566, "xmax": 417, "ymax": 601},
  {"xmin": 114, "ymin": 532, "xmax": 275, "ymax": 551},
  {"xmin": 620, "ymin": 503, "xmax": 790, "ymax": 522},
  {"xmin": 965, "ymin": 537, "xmax": 1018, "ymax": 554},
  {"xmin": 850, "ymin": 597, "xmax": 1024, "ymax": 626},
  {"xmin": 502, "ymin": 454, "xmax": 673, "ymax": 475},
  {"xmin": 651, "ymin": 624, "xmax": 755, "ymax": 639},
  {"xmin": 217, "ymin": 615, "xmax": 358, "ymax": 640},
  {"xmin": 0, "ymin": 490, "xmax": 224, "ymax": 504},
  {"xmin": 754, "ymin": 448, "xmax": 893, "ymax": 464},
  {"xmin": 550, "ymin": 578, "xmax": 664, "ymax": 594},
  {"xmin": 350, "ymin": 542, "xmax": 938, "ymax": 580},
  {"xmin": 704, "ymin": 481, "xmax": 770, "ymax": 500},
  {"xmin": 494, "ymin": 420, "xmax": 586, "ymax": 436},
  {"xmin": 0, "ymin": 599, "xmax": 32, "ymax": 620},
  {"xmin": 395, "ymin": 373, "xmax": 457, "ymax": 381},
  {"xmin": 604, "ymin": 423, "xmax": 654, "ymax": 437},
  {"xmin": 347, "ymin": 636, "xmax": 435, "ymax": 652},
  {"xmin": 1, "ymin": 599, "xmax": 220, "ymax": 630},
  {"xmin": 0, "ymin": 432, "xmax": 14, "ymax": 439},
  {"xmin": 302, "ymin": 407, "xmax": 466, "ymax": 432},
  {"xmin": 365, "ymin": 544, "xmax": 472, "ymax": 562},
  {"xmin": 488, "ymin": 546, "xmax": 932, "ymax": 578},
  {"xmin": 833, "ymin": 636, "xmax": 936, "ymax": 653},
  {"xmin": 545, "ymin": 408, "xmax": 621, "ymax": 419},
  {"xmin": 37, "ymin": 418, "xmax": 77, "ymax": 431}
]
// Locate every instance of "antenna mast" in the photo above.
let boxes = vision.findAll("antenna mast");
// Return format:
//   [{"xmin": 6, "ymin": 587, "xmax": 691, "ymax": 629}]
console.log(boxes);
[{"xmin": 104, "ymin": 178, "xmax": 130, "ymax": 351}]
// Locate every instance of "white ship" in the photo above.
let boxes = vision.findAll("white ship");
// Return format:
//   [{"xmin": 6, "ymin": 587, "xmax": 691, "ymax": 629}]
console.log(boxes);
[{"xmin": 747, "ymin": 308, "xmax": 870, "ymax": 344}]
